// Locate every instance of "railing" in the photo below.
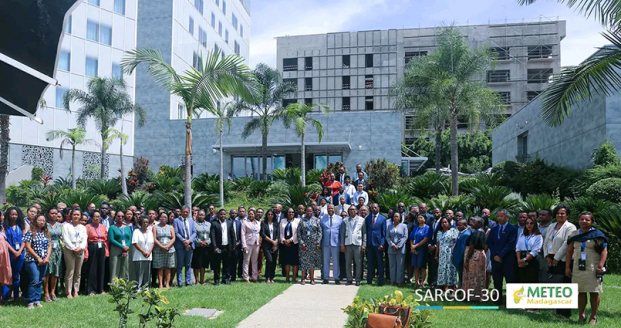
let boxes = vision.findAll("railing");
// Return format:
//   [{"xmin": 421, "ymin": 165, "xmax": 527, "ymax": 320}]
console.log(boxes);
[
  {"xmin": 342, "ymin": 84, "xmax": 350, "ymax": 89},
  {"xmin": 343, "ymin": 105, "xmax": 350, "ymax": 111},
  {"xmin": 365, "ymin": 82, "xmax": 374, "ymax": 89},
  {"xmin": 305, "ymin": 85, "xmax": 312, "ymax": 91},
  {"xmin": 283, "ymin": 64, "xmax": 297, "ymax": 71}
]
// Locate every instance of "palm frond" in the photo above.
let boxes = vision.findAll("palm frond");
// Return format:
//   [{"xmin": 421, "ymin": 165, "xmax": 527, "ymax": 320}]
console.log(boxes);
[{"xmin": 516, "ymin": 0, "xmax": 621, "ymax": 27}]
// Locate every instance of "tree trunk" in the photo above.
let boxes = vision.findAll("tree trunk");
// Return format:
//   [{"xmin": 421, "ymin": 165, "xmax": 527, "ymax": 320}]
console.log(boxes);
[
  {"xmin": 184, "ymin": 119, "xmax": 193, "ymax": 209},
  {"xmin": 219, "ymin": 128, "xmax": 224, "ymax": 207},
  {"xmin": 0, "ymin": 115, "xmax": 10, "ymax": 204},
  {"xmin": 449, "ymin": 117, "xmax": 459, "ymax": 196},
  {"xmin": 100, "ymin": 132, "xmax": 108, "ymax": 179},
  {"xmin": 434, "ymin": 128, "xmax": 442, "ymax": 173},
  {"xmin": 301, "ymin": 132, "xmax": 306, "ymax": 187},
  {"xmin": 261, "ymin": 132, "xmax": 268, "ymax": 181},
  {"xmin": 71, "ymin": 145, "xmax": 76, "ymax": 189},
  {"xmin": 120, "ymin": 141, "xmax": 128, "ymax": 196}
]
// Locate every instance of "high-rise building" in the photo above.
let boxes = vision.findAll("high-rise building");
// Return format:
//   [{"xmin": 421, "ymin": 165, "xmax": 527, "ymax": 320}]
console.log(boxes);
[{"xmin": 7, "ymin": 0, "xmax": 137, "ymax": 180}]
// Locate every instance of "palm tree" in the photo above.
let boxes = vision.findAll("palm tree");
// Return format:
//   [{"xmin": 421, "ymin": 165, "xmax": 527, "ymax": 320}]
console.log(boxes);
[
  {"xmin": 280, "ymin": 103, "xmax": 330, "ymax": 187},
  {"xmin": 45, "ymin": 127, "xmax": 98, "ymax": 189},
  {"xmin": 233, "ymin": 63, "xmax": 297, "ymax": 180},
  {"xmin": 391, "ymin": 26, "xmax": 502, "ymax": 195},
  {"xmin": 0, "ymin": 115, "xmax": 9, "ymax": 204},
  {"xmin": 64, "ymin": 77, "xmax": 146, "ymax": 179},
  {"xmin": 517, "ymin": 0, "xmax": 621, "ymax": 126},
  {"xmin": 213, "ymin": 101, "xmax": 235, "ymax": 207},
  {"xmin": 122, "ymin": 49, "xmax": 256, "ymax": 208},
  {"xmin": 103, "ymin": 128, "xmax": 129, "ymax": 195}
]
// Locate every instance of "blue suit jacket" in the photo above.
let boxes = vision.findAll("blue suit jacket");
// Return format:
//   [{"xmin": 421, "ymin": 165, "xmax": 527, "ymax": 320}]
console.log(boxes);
[
  {"xmin": 173, "ymin": 217, "xmax": 197, "ymax": 249},
  {"xmin": 332, "ymin": 192, "xmax": 351, "ymax": 206},
  {"xmin": 320, "ymin": 213, "xmax": 342, "ymax": 247},
  {"xmin": 365, "ymin": 214, "xmax": 386, "ymax": 247},
  {"xmin": 452, "ymin": 229, "xmax": 471, "ymax": 269},
  {"xmin": 487, "ymin": 223, "xmax": 517, "ymax": 261}
]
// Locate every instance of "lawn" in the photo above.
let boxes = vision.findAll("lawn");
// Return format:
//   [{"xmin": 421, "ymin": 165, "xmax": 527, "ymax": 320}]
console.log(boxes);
[
  {"xmin": 356, "ymin": 275, "xmax": 621, "ymax": 328},
  {"xmin": 0, "ymin": 272, "xmax": 290, "ymax": 328}
]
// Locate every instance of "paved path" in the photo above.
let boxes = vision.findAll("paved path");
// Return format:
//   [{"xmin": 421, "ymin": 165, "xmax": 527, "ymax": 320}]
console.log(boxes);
[{"xmin": 237, "ymin": 280, "xmax": 358, "ymax": 328}]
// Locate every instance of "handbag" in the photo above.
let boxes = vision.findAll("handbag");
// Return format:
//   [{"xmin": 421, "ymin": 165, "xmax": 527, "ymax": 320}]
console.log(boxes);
[
  {"xmin": 366, "ymin": 313, "xmax": 402, "ymax": 328},
  {"xmin": 378, "ymin": 304, "xmax": 412, "ymax": 327}
]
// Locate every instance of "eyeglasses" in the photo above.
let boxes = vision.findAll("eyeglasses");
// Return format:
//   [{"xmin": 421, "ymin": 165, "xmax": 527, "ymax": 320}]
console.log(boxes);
[{"xmin": 526, "ymin": 222, "xmax": 536, "ymax": 226}]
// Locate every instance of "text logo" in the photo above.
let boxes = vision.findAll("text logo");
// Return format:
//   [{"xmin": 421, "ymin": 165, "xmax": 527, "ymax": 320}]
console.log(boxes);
[{"xmin": 506, "ymin": 284, "xmax": 578, "ymax": 309}]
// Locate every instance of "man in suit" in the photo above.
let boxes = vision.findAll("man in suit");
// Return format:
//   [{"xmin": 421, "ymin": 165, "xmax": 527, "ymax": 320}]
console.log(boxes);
[
  {"xmin": 419, "ymin": 203, "xmax": 433, "ymax": 222},
  {"xmin": 229, "ymin": 207, "xmax": 244, "ymax": 281},
  {"xmin": 340, "ymin": 206, "xmax": 367, "ymax": 286},
  {"xmin": 355, "ymin": 163, "xmax": 368, "ymax": 181},
  {"xmin": 173, "ymin": 206, "xmax": 197, "ymax": 287},
  {"xmin": 452, "ymin": 218, "xmax": 471, "ymax": 288},
  {"xmin": 354, "ymin": 172, "xmax": 369, "ymax": 192},
  {"xmin": 335, "ymin": 195, "xmax": 350, "ymax": 215},
  {"xmin": 207, "ymin": 205, "xmax": 217, "ymax": 222},
  {"xmin": 335, "ymin": 166, "xmax": 347, "ymax": 185},
  {"xmin": 210, "ymin": 209, "xmax": 235, "ymax": 285},
  {"xmin": 321, "ymin": 204, "xmax": 343, "ymax": 284},
  {"xmin": 426, "ymin": 207, "xmax": 442, "ymax": 287},
  {"xmin": 486, "ymin": 209, "xmax": 517, "ymax": 304},
  {"xmin": 366, "ymin": 203, "xmax": 386, "ymax": 286},
  {"xmin": 333, "ymin": 185, "xmax": 351, "ymax": 206}
]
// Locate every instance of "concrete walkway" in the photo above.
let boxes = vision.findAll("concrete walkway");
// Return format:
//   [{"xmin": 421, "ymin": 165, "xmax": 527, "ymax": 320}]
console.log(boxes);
[{"xmin": 237, "ymin": 280, "xmax": 359, "ymax": 328}]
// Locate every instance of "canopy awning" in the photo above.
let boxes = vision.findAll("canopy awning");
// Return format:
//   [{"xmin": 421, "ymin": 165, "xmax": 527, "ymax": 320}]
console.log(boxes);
[{"xmin": 213, "ymin": 141, "xmax": 352, "ymax": 155}]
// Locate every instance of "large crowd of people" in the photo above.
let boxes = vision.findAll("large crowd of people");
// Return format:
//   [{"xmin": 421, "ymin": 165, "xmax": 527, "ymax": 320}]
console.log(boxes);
[{"xmin": 0, "ymin": 164, "xmax": 610, "ymax": 324}]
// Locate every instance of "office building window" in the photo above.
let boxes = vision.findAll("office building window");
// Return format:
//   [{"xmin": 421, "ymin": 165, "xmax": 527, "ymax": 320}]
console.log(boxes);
[
  {"xmin": 223, "ymin": 0, "xmax": 226, "ymax": 14},
  {"xmin": 487, "ymin": 70, "xmax": 510, "ymax": 83},
  {"xmin": 283, "ymin": 58, "xmax": 297, "ymax": 71},
  {"xmin": 195, "ymin": 0, "xmax": 204, "ymax": 14},
  {"xmin": 114, "ymin": 0, "xmax": 126, "ymax": 15},
  {"xmin": 517, "ymin": 132, "xmax": 528, "ymax": 162},
  {"xmin": 528, "ymin": 45, "xmax": 553, "ymax": 60},
  {"xmin": 342, "ymin": 97, "xmax": 350, "ymax": 111},
  {"xmin": 405, "ymin": 115, "xmax": 415, "ymax": 130},
  {"xmin": 365, "ymin": 96, "xmax": 374, "ymax": 110},
  {"xmin": 214, "ymin": 43, "xmax": 220, "ymax": 54},
  {"xmin": 56, "ymin": 88, "xmax": 67, "ymax": 108},
  {"xmin": 211, "ymin": 12, "xmax": 215, "ymax": 28},
  {"xmin": 193, "ymin": 52, "xmax": 202, "ymax": 72},
  {"xmin": 342, "ymin": 76, "xmax": 350, "ymax": 89},
  {"xmin": 112, "ymin": 63, "xmax": 123, "ymax": 79},
  {"xmin": 342, "ymin": 55, "xmax": 350, "ymax": 68},
  {"xmin": 215, "ymin": 0, "xmax": 219, "ymax": 5},
  {"xmin": 365, "ymin": 75, "xmax": 374, "ymax": 89},
  {"xmin": 199, "ymin": 27, "xmax": 207, "ymax": 47},
  {"xmin": 305, "ymin": 78, "xmax": 312, "ymax": 91},
  {"xmin": 365, "ymin": 54, "xmax": 373, "ymax": 68},
  {"xmin": 218, "ymin": 21, "xmax": 222, "ymax": 36},
  {"xmin": 232, "ymin": 14, "xmax": 238, "ymax": 31},
  {"xmin": 305, "ymin": 98, "xmax": 312, "ymax": 105},
  {"xmin": 178, "ymin": 103, "xmax": 186, "ymax": 119},
  {"xmin": 225, "ymin": 29, "xmax": 229, "ymax": 43},
  {"xmin": 88, "ymin": 0, "xmax": 100, "ymax": 6},
  {"xmin": 189, "ymin": 17, "xmax": 194, "ymax": 35},
  {"xmin": 498, "ymin": 92, "xmax": 511, "ymax": 105},
  {"xmin": 65, "ymin": 15, "xmax": 72, "ymax": 34},
  {"xmin": 305, "ymin": 57, "xmax": 313, "ymax": 70},
  {"xmin": 234, "ymin": 41, "xmax": 240, "ymax": 55},
  {"xmin": 527, "ymin": 91, "xmax": 541, "ymax": 101},
  {"xmin": 240, "ymin": 24, "xmax": 244, "ymax": 37},
  {"xmin": 58, "ymin": 51, "xmax": 70, "ymax": 71},
  {"xmin": 404, "ymin": 51, "xmax": 428, "ymax": 64},
  {"xmin": 490, "ymin": 47, "xmax": 510, "ymax": 60},
  {"xmin": 282, "ymin": 99, "xmax": 297, "ymax": 108},
  {"xmin": 100, "ymin": 25, "xmax": 112, "ymax": 46},
  {"xmin": 87, "ymin": 21, "xmax": 99, "ymax": 42},
  {"xmin": 283, "ymin": 79, "xmax": 297, "ymax": 91},
  {"xmin": 527, "ymin": 69, "xmax": 553, "ymax": 84},
  {"xmin": 85, "ymin": 57, "xmax": 98, "ymax": 77}
]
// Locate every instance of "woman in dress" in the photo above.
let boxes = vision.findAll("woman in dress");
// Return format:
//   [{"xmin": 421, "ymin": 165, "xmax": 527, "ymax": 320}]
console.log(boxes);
[
  {"xmin": 516, "ymin": 217, "xmax": 543, "ymax": 284},
  {"xmin": 2, "ymin": 207, "xmax": 26, "ymax": 301},
  {"xmin": 86, "ymin": 211, "xmax": 109, "ymax": 295},
  {"xmin": 192, "ymin": 210, "xmax": 211, "ymax": 285},
  {"xmin": 43, "ymin": 208, "xmax": 62, "ymax": 302},
  {"xmin": 108, "ymin": 211, "xmax": 132, "ymax": 283},
  {"xmin": 279, "ymin": 208, "xmax": 300, "ymax": 283},
  {"xmin": 387, "ymin": 213, "xmax": 408, "ymax": 287},
  {"xmin": 260, "ymin": 210, "xmax": 279, "ymax": 284},
  {"xmin": 462, "ymin": 216, "xmax": 487, "ymax": 300},
  {"xmin": 298, "ymin": 206, "xmax": 322, "ymax": 285},
  {"xmin": 410, "ymin": 214, "xmax": 431, "ymax": 288},
  {"xmin": 435, "ymin": 217, "xmax": 458, "ymax": 291},
  {"xmin": 62, "ymin": 208, "xmax": 87, "ymax": 298},
  {"xmin": 242, "ymin": 209, "xmax": 261, "ymax": 283},
  {"xmin": 0, "ymin": 210, "xmax": 13, "ymax": 304},
  {"xmin": 132, "ymin": 217, "xmax": 154, "ymax": 290},
  {"xmin": 565, "ymin": 212, "xmax": 608, "ymax": 324},
  {"xmin": 23, "ymin": 214, "xmax": 51, "ymax": 308},
  {"xmin": 153, "ymin": 212, "xmax": 176, "ymax": 289}
]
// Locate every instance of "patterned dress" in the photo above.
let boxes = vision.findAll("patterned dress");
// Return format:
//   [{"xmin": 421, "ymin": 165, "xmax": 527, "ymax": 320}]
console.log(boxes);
[
  {"xmin": 436, "ymin": 228, "xmax": 458, "ymax": 286},
  {"xmin": 297, "ymin": 217, "xmax": 323, "ymax": 270},
  {"xmin": 153, "ymin": 224, "xmax": 176, "ymax": 269},
  {"xmin": 23, "ymin": 230, "xmax": 49, "ymax": 262},
  {"xmin": 462, "ymin": 228, "xmax": 487, "ymax": 299},
  {"xmin": 0, "ymin": 230, "xmax": 12, "ymax": 285},
  {"xmin": 47, "ymin": 223, "xmax": 63, "ymax": 276}
]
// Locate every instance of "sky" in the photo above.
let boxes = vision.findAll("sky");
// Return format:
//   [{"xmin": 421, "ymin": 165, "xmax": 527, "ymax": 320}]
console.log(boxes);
[{"xmin": 248, "ymin": 0, "xmax": 609, "ymax": 68}]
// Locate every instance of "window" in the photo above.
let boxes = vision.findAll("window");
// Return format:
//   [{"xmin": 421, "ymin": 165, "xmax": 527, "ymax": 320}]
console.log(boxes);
[
  {"xmin": 527, "ymin": 91, "xmax": 541, "ymax": 101},
  {"xmin": 87, "ymin": 21, "xmax": 99, "ymax": 42},
  {"xmin": 225, "ymin": 29, "xmax": 229, "ymax": 43},
  {"xmin": 218, "ymin": 21, "xmax": 222, "ymax": 36},
  {"xmin": 342, "ymin": 55, "xmax": 350, "ymax": 68},
  {"xmin": 195, "ymin": 0, "xmax": 204, "ymax": 14},
  {"xmin": 178, "ymin": 103, "xmax": 186, "ymax": 120},
  {"xmin": 528, "ymin": 45, "xmax": 553, "ymax": 60},
  {"xmin": 234, "ymin": 41, "xmax": 240, "ymax": 55},
  {"xmin": 215, "ymin": 0, "xmax": 219, "ymax": 5},
  {"xmin": 193, "ymin": 52, "xmax": 202, "ymax": 72},
  {"xmin": 112, "ymin": 63, "xmax": 123, "ymax": 79},
  {"xmin": 305, "ymin": 98, "xmax": 312, "ymax": 105},
  {"xmin": 100, "ymin": 25, "xmax": 112, "ymax": 45},
  {"xmin": 365, "ymin": 75, "xmax": 374, "ymax": 89},
  {"xmin": 240, "ymin": 25, "xmax": 244, "ymax": 37},
  {"xmin": 232, "ymin": 14, "xmax": 238, "ymax": 31},
  {"xmin": 282, "ymin": 99, "xmax": 297, "ymax": 108},
  {"xmin": 365, "ymin": 96, "xmax": 374, "ymax": 110},
  {"xmin": 223, "ymin": 0, "xmax": 227, "ymax": 14},
  {"xmin": 404, "ymin": 51, "xmax": 428, "ymax": 64},
  {"xmin": 405, "ymin": 115, "xmax": 415, "ymax": 130},
  {"xmin": 189, "ymin": 17, "xmax": 194, "ymax": 35},
  {"xmin": 498, "ymin": 92, "xmax": 511, "ymax": 105},
  {"xmin": 490, "ymin": 47, "xmax": 510, "ymax": 60},
  {"xmin": 55, "ymin": 87, "xmax": 67, "ymax": 108},
  {"xmin": 305, "ymin": 78, "xmax": 312, "ymax": 91},
  {"xmin": 342, "ymin": 97, "xmax": 350, "ymax": 111},
  {"xmin": 211, "ymin": 12, "xmax": 215, "ymax": 28},
  {"xmin": 342, "ymin": 76, "xmax": 350, "ymax": 89},
  {"xmin": 283, "ymin": 58, "xmax": 297, "ymax": 71},
  {"xmin": 65, "ymin": 15, "xmax": 72, "ymax": 34},
  {"xmin": 85, "ymin": 57, "xmax": 98, "ymax": 77},
  {"xmin": 58, "ymin": 51, "xmax": 70, "ymax": 71},
  {"xmin": 214, "ymin": 43, "xmax": 220, "ymax": 54},
  {"xmin": 305, "ymin": 57, "xmax": 313, "ymax": 70},
  {"xmin": 88, "ymin": 0, "xmax": 100, "ymax": 6},
  {"xmin": 199, "ymin": 27, "xmax": 207, "ymax": 47},
  {"xmin": 114, "ymin": 0, "xmax": 126, "ymax": 15},
  {"xmin": 517, "ymin": 132, "xmax": 528, "ymax": 161},
  {"xmin": 527, "ymin": 69, "xmax": 553, "ymax": 84},
  {"xmin": 283, "ymin": 78, "xmax": 297, "ymax": 90},
  {"xmin": 487, "ymin": 70, "xmax": 510, "ymax": 83},
  {"xmin": 365, "ymin": 54, "xmax": 373, "ymax": 68}
]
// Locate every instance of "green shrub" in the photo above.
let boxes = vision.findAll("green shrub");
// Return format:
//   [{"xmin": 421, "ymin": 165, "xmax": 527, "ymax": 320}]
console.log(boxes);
[
  {"xmin": 585, "ymin": 178, "xmax": 621, "ymax": 203},
  {"xmin": 405, "ymin": 171, "xmax": 450, "ymax": 199},
  {"xmin": 592, "ymin": 141, "xmax": 620, "ymax": 166},
  {"xmin": 364, "ymin": 159, "xmax": 400, "ymax": 191},
  {"xmin": 89, "ymin": 179, "xmax": 122, "ymax": 199},
  {"xmin": 575, "ymin": 164, "xmax": 621, "ymax": 196},
  {"xmin": 377, "ymin": 189, "xmax": 420, "ymax": 213},
  {"xmin": 31, "ymin": 167, "xmax": 44, "ymax": 181},
  {"xmin": 428, "ymin": 194, "xmax": 474, "ymax": 214},
  {"xmin": 6, "ymin": 185, "xmax": 33, "ymax": 207}
]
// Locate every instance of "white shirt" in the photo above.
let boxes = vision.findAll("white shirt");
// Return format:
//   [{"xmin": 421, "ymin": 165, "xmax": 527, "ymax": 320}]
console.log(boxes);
[
  {"xmin": 132, "ymin": 228, "xmax": 154, "ymax": 261},
  {"xmin": 353, "ymin": 190, "xmax": 369, "ymax": 206},
  {"xmin": 343, "ymin": 184, "xmax": 355, "ymax": 199},
  {"xmin": 221, "ymin": 220, "xmax": 229, "ymax": 246},
  {"xmin": 62, "ymin": 223, "xmax": 87, "ymax": 251}
]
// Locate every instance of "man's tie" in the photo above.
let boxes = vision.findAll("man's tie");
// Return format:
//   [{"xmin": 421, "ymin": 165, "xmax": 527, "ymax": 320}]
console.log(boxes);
[
  {"xmin": 373, "ymin": 214, "xmax": 376, "ymax": 226},
  {"xmin": 183, "ymin": 218, "xmax": 190, "ymax": 239},
  {"xmin": 329, "ymin": 216, "xmax": 333, "ymax": 244}
]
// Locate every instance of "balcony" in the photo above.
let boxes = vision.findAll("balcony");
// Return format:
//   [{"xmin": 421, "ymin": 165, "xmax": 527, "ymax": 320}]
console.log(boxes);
[
  {"xmin": 365, "ymin": 82, "xmax": 374, "ymax": 89},
  {"xmin": 283, "ymin": 64, "xmax": 298, "ymax": 71},
  {"xmin": 342, "ymin": 83, "xmax": 350, "ymax": 90}
]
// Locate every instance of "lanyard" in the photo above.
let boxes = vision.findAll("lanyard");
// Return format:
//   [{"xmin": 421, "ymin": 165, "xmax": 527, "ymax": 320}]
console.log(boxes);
[
  {"xmin": 92, "ymin": 224, "xmax": 101, "ymax": 240},
  {"xmin": 116, "ymin": 223, "xmax": 126, "ymax": 240},
  {"xmin": 73, "ymin": 223, "xmax": 80, "ymax": 240},
  {"xmin": 580, "ymin": 228, "xmax": 593, "ymax": 254},
  {"xmin": 523, "ymin": 235, "xmax": 532, "ymax": 251},
  {"xmin": 269, "ymin": 223, "xmax": 274, "ymax": 237}
]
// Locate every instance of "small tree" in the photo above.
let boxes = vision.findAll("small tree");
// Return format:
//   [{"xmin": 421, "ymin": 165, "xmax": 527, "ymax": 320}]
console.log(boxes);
[
  {"xmin": 364, "ymin": 159, "xmax": 400, "ymax": 191},
  {"xmin": 46, "ymin": 127, "xmax": 98, "ymax": 189},
  {"xmin": 592, "ymin": 141, "xmax": 620, "ymax": 166},
  {"xmin": 104, "ymin": 128, "xmax": 130, "ymax": 195},
  {"xmin": 213, "ymin": 101, "xmax": 235, "ymax": 207}
]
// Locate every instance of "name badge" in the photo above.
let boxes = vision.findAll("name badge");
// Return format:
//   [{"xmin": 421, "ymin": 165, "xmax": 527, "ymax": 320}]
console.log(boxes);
[
  {"xmin": 98, "ymin": 241, "xmax": 103, "ymax": 249},
  {"xmin": 307, "ymin": 230, "xmax": 311, "ymax": 236},
  {"xmin": 162, "ymin": 237, "xmax": 170, "ymax": 245},
  {"xmin": 52, "ymin": 240, "xmax": 59, "ymax": 249},
  {"xmin": 203, "ymin": 232, "xmax": 208, "ymax": 240},
  {"xmin": 15, "ymin": 244, "xmax": 20, "ymax": 250},
  {"xmin": 581, "ymin": 251, "xmax": 587, "ymax": 261},
  {"xmin": 548, "ymin": 241, "xmax": 553, "ymax": 251},
  {"xmin": 121, "ymin": 240, "xmax": 127, "ymax": 247}
]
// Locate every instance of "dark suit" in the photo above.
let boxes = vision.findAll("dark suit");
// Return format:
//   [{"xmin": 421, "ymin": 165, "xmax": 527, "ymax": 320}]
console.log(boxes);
[
  {"xmin": 228, "ymin": 218, "xmax": 243, "ymax": 281},
  {"xmin": 366, "ymin": 213, "xmax": 386, "ymax": 285},
  {"xmin": 210, "ymin": 219, "xmax": 235, "ymax": 283},
  {"xmin": 332, "ymin": 192, "xmax": 351, "ymax": 206},
  {"xmin": 260, "ymin": 221, "xmax": 280, "ymax": 280},
  {"xmin": 336, "ymin": 173, "xmax": 347, "ymax": 185},
  {"xmin": 487, "ymin": 223, "xmax": 518, "ymax": 302},
  {"xmin": 425, "ymin": 217, "xmax": 441, "ymax": 286},
  {"xmin": 354, "ymin": 179, "xmax": 369, "ymax": 191}
]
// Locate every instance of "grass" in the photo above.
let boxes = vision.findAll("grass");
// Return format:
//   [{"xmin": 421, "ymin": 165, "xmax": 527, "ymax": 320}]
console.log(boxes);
[
  {"xmin": 0, "ymin": 272, "xmax": 290, "ymax": 328},
  {"xmin": 356, "ymin": 275, "xmax": 621, "ymax": 328}
]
